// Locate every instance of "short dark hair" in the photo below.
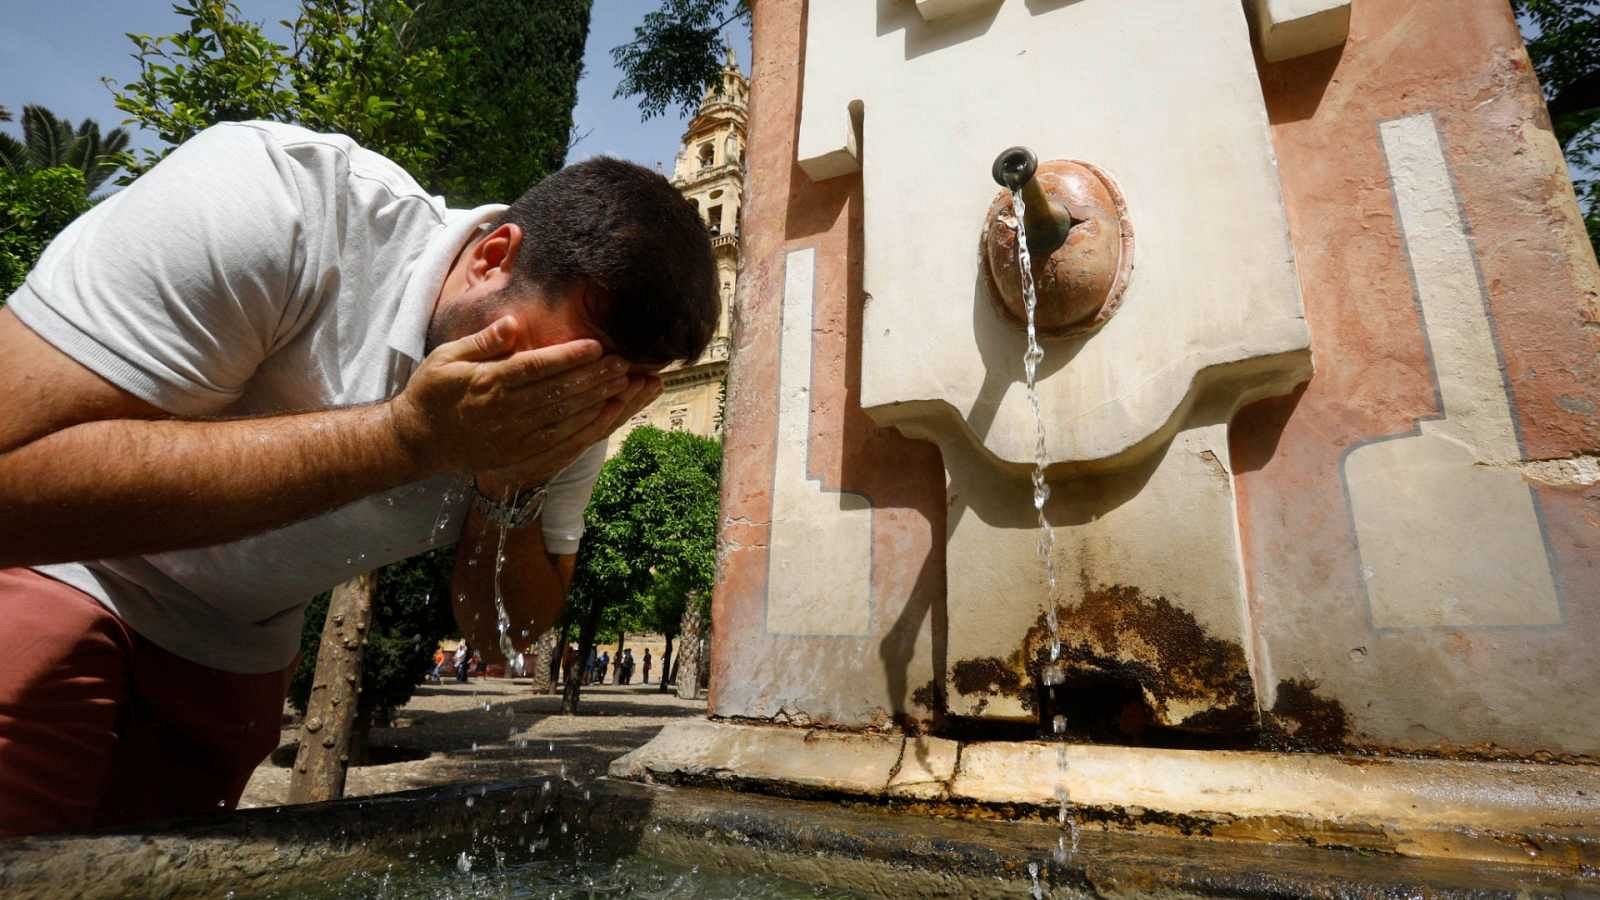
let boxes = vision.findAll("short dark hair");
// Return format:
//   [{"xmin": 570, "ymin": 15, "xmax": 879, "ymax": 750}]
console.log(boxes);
[{"xmin": 498, "ymin": 157, "xmax": 719, "ymax": 365}]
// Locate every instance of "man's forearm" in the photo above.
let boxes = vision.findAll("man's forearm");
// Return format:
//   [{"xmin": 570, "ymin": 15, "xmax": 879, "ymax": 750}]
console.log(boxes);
[
  {"xmin": 0, "ymin": 402, "xmax": 429, "ymax": 567},
  {"xmin": 450, "ymin": 506, "xmax": 570, "ymax": 665}
]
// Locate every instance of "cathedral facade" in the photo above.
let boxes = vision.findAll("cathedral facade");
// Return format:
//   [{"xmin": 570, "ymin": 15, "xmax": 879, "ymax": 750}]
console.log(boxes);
[{"xmin": 609, "ymin": 49, "xmax": 747, "ymax": 452}]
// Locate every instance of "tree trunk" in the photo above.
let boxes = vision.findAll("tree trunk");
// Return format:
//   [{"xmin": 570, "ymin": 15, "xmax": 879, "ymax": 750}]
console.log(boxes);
[
  {"xmin": 289, "ymin": 572, "xmax": 375, "ymax": 803},
  {"xmin": 528, "ymin": 625, "xmax": 560, "ymax": 694},
  {"xmin": 675, "ymin": 607, "xmax": 704, "ymax": 700},
  {"xmin": 561, "ymin": 599, "xmax": 605, "ymax": 714},
  {"xmin": 547, "ymin": 621, "xmax": 570, "ymax": 691},
  {"xmin": 657, "ymin": 633, "xmax": 675, "ymax": 693}
]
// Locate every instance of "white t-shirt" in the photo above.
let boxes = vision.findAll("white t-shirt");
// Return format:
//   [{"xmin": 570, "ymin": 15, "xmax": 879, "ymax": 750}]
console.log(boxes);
[{"xmin": 7, "ymin": 121, "xmax": 603, "ymax": 674}]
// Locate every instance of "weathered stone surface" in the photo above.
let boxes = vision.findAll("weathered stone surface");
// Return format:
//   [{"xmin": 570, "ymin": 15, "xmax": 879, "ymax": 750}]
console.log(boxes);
[
  {"xmin": 708, "ymin": 0, "xmax": 946, "ymax": 730},
  {"xmin": 610, "ymin": 719, "xmax": 907, "ymax": 796},
  {"xmin": 885, "ymin": 735, "xmax": 961, "ymax": 800},
  {"xmin": 1239, "ymin": 0, "xmax": 1600, "ymax": 756},
  {"xmin": 617, "ymin": 720, "xmax": 1600, "ymax": 868}
]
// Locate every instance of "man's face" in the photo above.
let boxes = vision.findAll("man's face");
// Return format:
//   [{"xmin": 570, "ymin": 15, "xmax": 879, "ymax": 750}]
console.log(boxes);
[
  {"xmin": 426, "ymin": 223, "xmax": 666, "ymax": 380},
  {"xmin": 428, "ymin": 278, "xmax": 664, "ymax": 387}
]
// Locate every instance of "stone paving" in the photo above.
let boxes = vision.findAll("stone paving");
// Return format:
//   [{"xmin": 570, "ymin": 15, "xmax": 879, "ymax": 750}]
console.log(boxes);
[{"xmin": 240, "ymin": 678, "xmax": 704, "ymax": 808}]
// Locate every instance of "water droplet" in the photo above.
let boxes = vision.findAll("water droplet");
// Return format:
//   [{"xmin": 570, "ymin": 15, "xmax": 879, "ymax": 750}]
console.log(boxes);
[
  {"xmin": 456, "ymin": 850, "xmax": 472, "ymax": 874},
  {"xmin": 466, "ymin": 796, "xmax": 474, "ymax": 807}
]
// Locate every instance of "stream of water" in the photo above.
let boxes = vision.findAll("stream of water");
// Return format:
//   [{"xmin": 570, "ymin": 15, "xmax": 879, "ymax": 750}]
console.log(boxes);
[
  {"xmin": 492, "ymin": 496, "xmax": 526, "ymax": 678},
  {"xmin": 1009, "ymin": 190, "xmax": 1078, "ymax": 882}
]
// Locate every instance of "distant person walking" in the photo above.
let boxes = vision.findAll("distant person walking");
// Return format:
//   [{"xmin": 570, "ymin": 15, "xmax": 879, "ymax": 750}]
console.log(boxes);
[
  {"xmin": 429, "ymin": 649, "xmax": 445, "ymax": 683},
  {"xmin": 622, "ymin": 649, "xmax": 636, "ymax": 685},
  {"xmin": 454, "ymin": 643, "xmax": 470, "ymax": 683},
  {"xmin": 642, "ymin": 649, "xmax": 653, "ymax": 684}
]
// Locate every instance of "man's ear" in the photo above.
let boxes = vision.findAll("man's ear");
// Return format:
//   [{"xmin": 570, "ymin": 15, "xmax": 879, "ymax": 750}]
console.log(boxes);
[{"xmin": 466, "ymin": 223, "xmax": 524, "ymax": 286}]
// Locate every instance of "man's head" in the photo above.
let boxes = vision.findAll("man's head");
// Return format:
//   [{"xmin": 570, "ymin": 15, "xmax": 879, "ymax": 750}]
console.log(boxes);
[{"xmin": 428, "ymin": 157, "xmax": 719, "ymax": 364}]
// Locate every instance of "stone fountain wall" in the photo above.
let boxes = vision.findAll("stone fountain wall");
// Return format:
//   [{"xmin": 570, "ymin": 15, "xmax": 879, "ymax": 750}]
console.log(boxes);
[{"xmin": 711, "ymin": 0, "xmax": 1599, "ymax": 759}]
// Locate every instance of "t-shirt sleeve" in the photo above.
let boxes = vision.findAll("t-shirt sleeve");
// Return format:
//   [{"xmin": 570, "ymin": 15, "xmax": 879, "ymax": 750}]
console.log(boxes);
[
  {"xmin": 540, "ymin": 440, "xmax": 607, "ymax": 555},
  {"xmin": 5, "ymin": 123, "xmax": 314, "ymax": 416}
]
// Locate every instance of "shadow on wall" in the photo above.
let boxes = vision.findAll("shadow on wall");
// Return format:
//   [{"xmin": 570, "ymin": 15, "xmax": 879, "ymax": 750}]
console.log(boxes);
[
  {"xmin": 875, "ymin": 0, "xmax": 1004, "ymax": 60},
  {"xmin": 1255, "ymin": 41, "xmax": 1345, "ymax": 126}
]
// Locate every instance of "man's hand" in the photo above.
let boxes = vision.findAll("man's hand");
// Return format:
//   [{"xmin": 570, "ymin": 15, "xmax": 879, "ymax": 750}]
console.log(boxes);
[
  {"xmin": 385, "ymin": 316, "xmax": 633, "ymax": 477},
  {"xmin": 475, "ymin": 368, "xmax": 664, "ymax": 495}
]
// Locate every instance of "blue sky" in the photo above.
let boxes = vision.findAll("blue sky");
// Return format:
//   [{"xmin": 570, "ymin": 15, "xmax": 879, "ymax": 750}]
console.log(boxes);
[{"xmin": 0, "ymin": 0, "xmax": 750, "ymax": 186}]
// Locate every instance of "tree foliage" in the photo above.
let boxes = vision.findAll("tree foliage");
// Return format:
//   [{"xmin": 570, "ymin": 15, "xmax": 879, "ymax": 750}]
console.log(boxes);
[
  {"xmin": 1515, "ymin": 0, "xmax": 1600, "ymax": 253},
  {"xmin": 410, "ymin": 1, "xmax": 590, "ymax": 205},
  {"xmin": 110, "ymin": 0, "xmax": 590, "ymax": 203},
  {"xmin": 611, "ymin": 0, "xmax": 748, "ymax": 121},
  {"xmin": 0, "ymin": 167, "xmax": 92, "ymax": 298},
  {"xmin": 569, "ymin": 427, "xmax": 721, "ymax": 647}
]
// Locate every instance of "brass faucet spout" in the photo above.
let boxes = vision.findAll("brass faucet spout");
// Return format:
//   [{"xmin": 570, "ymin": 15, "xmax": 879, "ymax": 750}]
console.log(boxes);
[{"xmin": 992, "ymin": 146, "xmax": 1076, "ymax": 259}]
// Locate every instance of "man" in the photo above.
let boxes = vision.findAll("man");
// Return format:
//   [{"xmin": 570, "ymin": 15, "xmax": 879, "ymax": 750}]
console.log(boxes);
[
  {"xmin": 0, "ymin": 121, "xmax": 717, "ymax": 836},
  {"xmin": 643, "ymin": 648, "xmax": 653, "ymax": 684},
  {"xmin": 454, "ymin": 642, "xmax": 471, "ymax": 684}
]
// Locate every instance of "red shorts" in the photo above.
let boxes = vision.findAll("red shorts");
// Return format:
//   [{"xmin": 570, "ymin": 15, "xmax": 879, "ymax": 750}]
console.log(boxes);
[{"xmin": 0, "ymin": 567, "xmax": 290, "ymax": 837}]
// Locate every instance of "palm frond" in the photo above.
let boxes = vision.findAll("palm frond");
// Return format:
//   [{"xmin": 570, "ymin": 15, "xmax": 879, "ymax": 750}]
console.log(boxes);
[
  {"xmin": 22, "ymin": 105, "xmax": 73, "ymax": 169},
  {"xmin": 0, "ymin": 133, "xmax": 26, "ymax": 175}
]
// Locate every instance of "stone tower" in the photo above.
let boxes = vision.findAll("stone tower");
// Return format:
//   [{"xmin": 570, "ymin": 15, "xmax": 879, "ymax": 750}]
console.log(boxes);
[{"xmin": 610, "ymin": 47, "xmax": 747, "ymax": 450}]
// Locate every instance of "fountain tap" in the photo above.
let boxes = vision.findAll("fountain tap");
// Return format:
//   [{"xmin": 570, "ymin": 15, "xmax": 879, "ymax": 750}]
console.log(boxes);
[{"xmin": 991, "ymin": 146, "xmax": 1076, "ymax": 259}]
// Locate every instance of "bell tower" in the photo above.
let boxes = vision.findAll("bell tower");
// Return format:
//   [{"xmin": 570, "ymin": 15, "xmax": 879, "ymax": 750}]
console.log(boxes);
[{"xmin": 612, "ymin": 47, "xmax": 748, "ymax": 448}]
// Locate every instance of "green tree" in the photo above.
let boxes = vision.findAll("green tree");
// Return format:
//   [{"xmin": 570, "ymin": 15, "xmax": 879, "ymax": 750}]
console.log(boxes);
[
  {"xmin": 112, "ymin": 0, "xmax": 473, "ymax": 182},
  {"xmin": 0, "ymin": 167, "xmax": 92, "ymax": 298},
  {"xmin": 563, "ymin": 427, "xmax": 721, "ymax": 710},
  {"xmin": 0, "ymin": 106, "xmax": 130, "ymax": 194},
  {"xmin": 1514, "ymin": 0, "xmax": 1600, "ymax": 254},
  {"xmin": 411, "ymin": 0, "xmax": 590, "ymax": 205},
  {"xmin": 111, "ymin": 0, "xmax": 589, "ymax": 203},
  {"xmin": 611, "ymin": 0, "xmax": 748, "ymax": 120}
]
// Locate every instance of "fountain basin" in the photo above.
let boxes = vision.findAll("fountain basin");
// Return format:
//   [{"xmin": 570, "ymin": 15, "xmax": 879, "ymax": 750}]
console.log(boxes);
[{"xmin": 1, "ymin": 767, "xmax": 1594, "ymax": 898}]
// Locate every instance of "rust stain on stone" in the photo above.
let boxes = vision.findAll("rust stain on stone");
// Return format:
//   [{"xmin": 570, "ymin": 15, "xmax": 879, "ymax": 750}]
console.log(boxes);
[
  {"xmin": 1034, "ymin": 585, "xmax": 1256, "ymax": 731},
  {"xmin": 950, "ymin": 584, "xmax": 1257, "ymax": 734},
  {"xmin": 1263, "ymin": 678, "xmax": 1350, "ymax": 752},
  {"xmin": 950, "ymin": 657, "xmax": 1023, "ymax": 699}
]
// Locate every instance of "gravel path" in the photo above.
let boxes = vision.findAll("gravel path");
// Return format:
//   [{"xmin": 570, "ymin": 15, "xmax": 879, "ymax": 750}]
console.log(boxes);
[{"xmin": 240, "ymin": 679, "xmax": 704, "ymax": 808}]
